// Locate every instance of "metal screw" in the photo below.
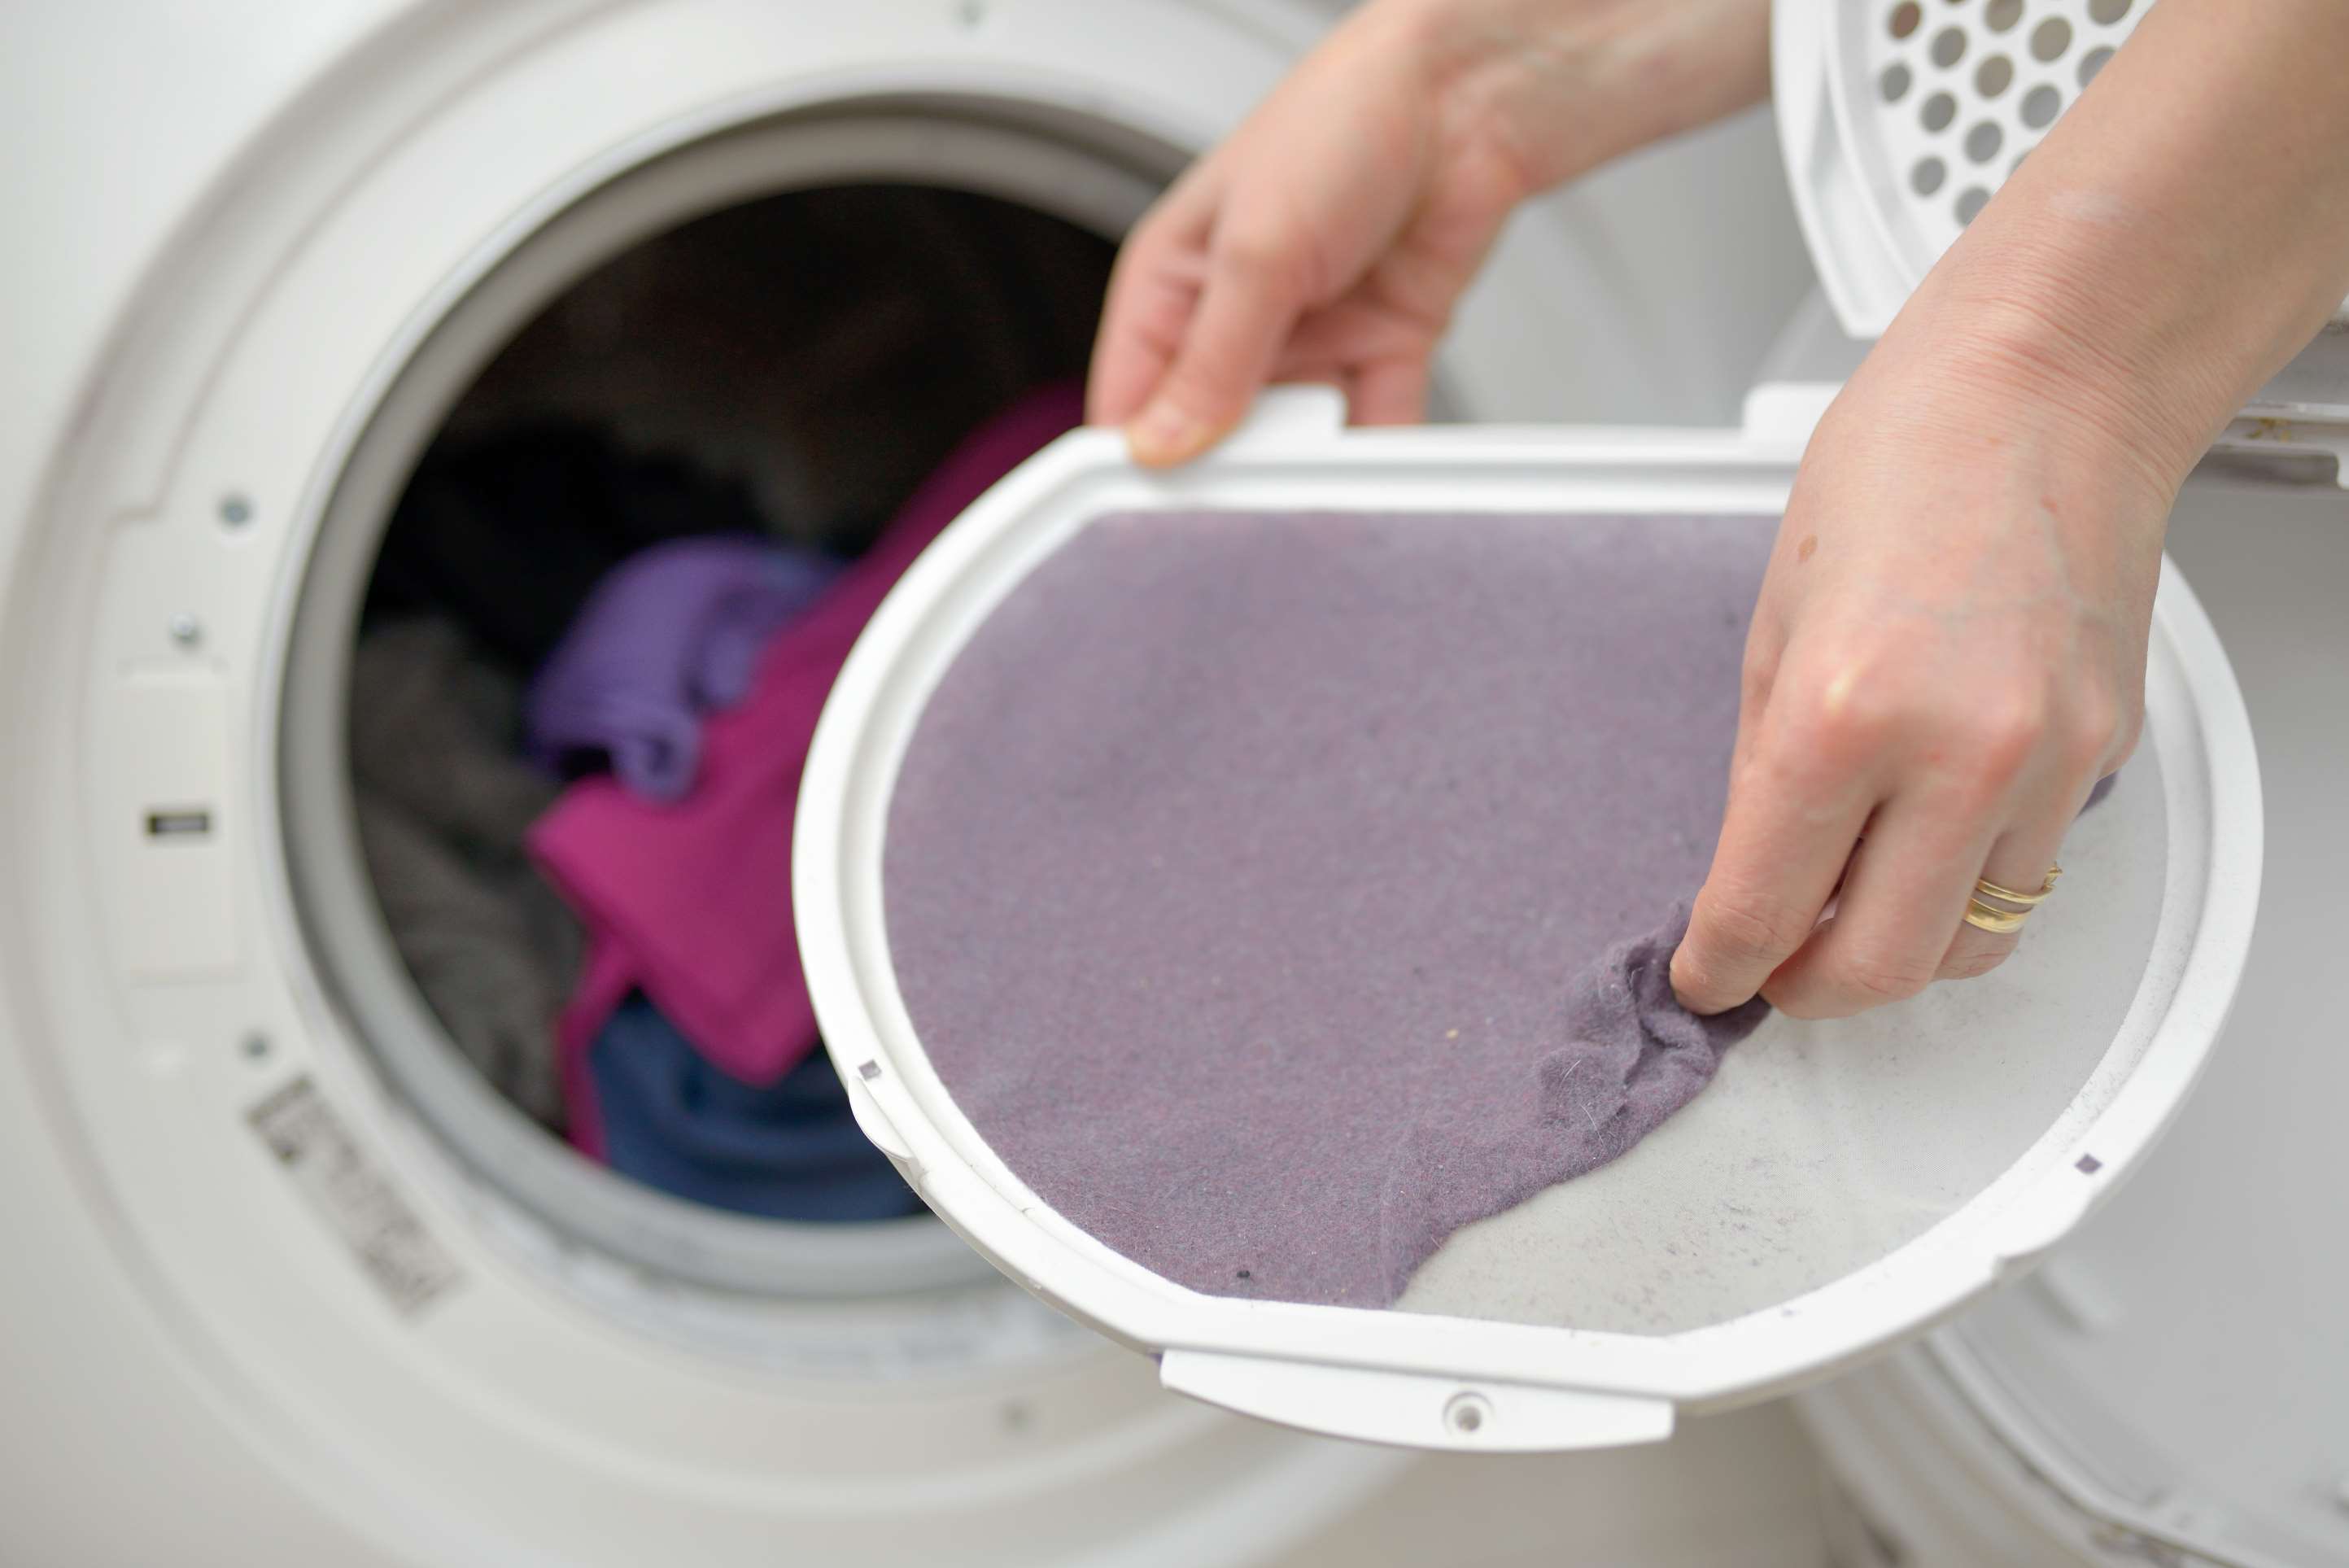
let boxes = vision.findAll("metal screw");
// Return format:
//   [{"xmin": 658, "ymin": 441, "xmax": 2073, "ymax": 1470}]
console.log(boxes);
[
  {"xmin": 241, "ymin": 1033, "xmax": 270, "ymax": 1062},
  {"xmin": 957, "ymin": 0, "xmax": 984, "ymax": 24},
  {"xmin": 219, "ymin": 494, "xmax": 253, "ymax": 527},
  {"xmin": 168, "ymin": 614, "xmax": 201, "ymax": 647}
]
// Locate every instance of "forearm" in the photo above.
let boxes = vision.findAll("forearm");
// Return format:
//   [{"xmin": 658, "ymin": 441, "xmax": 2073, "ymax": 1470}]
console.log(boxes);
[
  {"xmin": 1885, "ymin": 0, "xmax": 2349, "ymax": 500},
  {"xmin": 1377, "ymin": 0, "xmax": 1772, "ymax": 192}
]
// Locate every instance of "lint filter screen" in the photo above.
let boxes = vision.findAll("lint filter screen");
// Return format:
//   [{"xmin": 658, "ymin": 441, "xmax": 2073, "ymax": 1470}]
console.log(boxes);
[{"xmin": 881, "ymin": 510, "xmax": 2165, "ymax": 1331}]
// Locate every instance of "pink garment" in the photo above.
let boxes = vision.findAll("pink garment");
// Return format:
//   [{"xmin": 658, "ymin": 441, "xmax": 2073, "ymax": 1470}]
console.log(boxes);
[{"xmin": 535, "ymin": 383, "xmax": 1084, "ymax": 1155}]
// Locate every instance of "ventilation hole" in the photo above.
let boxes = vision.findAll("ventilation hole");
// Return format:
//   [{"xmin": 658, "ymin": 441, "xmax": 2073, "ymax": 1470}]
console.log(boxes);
[
  {"xmin": 1931, "ymin": 25, "xmax": 1967, "ymax": 67},
  {"xmin": 1955, "ymin": 186, "xmax": 1991, "ymax": 224},
  {"xmin": 2021, "ymin": 83, "xmax": 2063, "ymax": 128},
  {"xmin": 1965, "ymin": 121, "xmax": 2004, "ymax": 163},
  {"xmin": 1985, "ymin": 0, "xmax": 2023, "ymax": 31},
  {"xmin": 2088, "ymin": 0, "xmax": 2130, "ymax": 21},
  {"xmin": 1922, "ymin": 91, "xmax": 1957, "ymax": 131},
  {"xmin": 1881, "ymin": 62, "xmax": 1914, "ymax": 102},
  {"xmin": 1975, "ymin": 55, "xmax": 2013, "ymax": 95},
  {"xmin": 1889, "ymin": 1, "xmax": 1922, "ymax": 39},
  {"xmin": 2078, "ymin": 45, "xmax": 2114, "ymax": 85},
  {"xmin": 2031, "ymin": 16, "xmax": 2073, "ymax": 60},
  {"xmin": 1911, "ymin": 156, "xmax": 1947, "ymax": 195}
]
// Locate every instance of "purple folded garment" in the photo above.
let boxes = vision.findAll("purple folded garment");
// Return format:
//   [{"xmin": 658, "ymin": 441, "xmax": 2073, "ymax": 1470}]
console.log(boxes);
[
  {"xmin": 526, "ymin": 538, "xmax": 839, "ymax": 801},
  {"xmin": 884, "ymin": 509, "xmax": 1778, "ymax": 1308}
]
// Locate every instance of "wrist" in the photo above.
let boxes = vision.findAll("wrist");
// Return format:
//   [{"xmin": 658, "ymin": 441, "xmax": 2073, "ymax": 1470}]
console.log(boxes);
[
  {"xmin": 1377, "ymin": 0, "xmax": 1770, "ymax": 191},
  {"xmin": 1824, "ymin": 295, "xmax": 2184, "ymax": 570},
  {"xmin": 1884, "ymin": 235, "xmax": 2217, "ymax": 510}
]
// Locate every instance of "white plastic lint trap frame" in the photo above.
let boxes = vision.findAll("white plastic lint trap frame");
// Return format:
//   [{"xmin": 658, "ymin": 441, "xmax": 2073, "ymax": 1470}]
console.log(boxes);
[{"xmin": 796, "ymin": 387, "xmax": 2259, "ymax": 1453}]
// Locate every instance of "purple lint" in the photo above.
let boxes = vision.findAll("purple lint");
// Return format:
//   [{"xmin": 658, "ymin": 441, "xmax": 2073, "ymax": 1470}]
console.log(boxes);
[{"xmin": 882, "ymin": 509, "xmax": 1776, "ymax": 1308}]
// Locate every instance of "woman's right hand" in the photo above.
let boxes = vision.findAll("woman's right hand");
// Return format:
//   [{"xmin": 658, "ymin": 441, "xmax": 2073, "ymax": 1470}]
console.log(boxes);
[{"xmin": 1089, "ymin": 0, "xmax": 1771, "ymax": 465}]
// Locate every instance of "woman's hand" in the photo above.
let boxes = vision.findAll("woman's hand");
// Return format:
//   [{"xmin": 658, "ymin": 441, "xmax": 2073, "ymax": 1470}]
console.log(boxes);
[
  {"xmin": 1089, "ymin": 0, "xmax": 1770, "ymax": 463},
  {"xmin": 1671, "ymin": 0, "xmax": 2349, "ymax": 1019},
  {"xmin": 1668, "ymin": 327, "xmax": 2167, "ymax": 1020}
]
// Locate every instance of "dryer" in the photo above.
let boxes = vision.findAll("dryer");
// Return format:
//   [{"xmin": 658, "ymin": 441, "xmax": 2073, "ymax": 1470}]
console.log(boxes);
[
  {"xmin": 0, "ymin": 2, "xmax": 1823, "ymax": 1564},
  {"xmin": 11, "ymin": 2, "xmax": 2335, "ymax": 1564}
]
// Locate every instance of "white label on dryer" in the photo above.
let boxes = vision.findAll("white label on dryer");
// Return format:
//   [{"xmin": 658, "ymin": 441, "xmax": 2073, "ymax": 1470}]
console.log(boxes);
[{"xmin": 248, "ymin": 1076, "xmax": 461, "ymax": 1316}]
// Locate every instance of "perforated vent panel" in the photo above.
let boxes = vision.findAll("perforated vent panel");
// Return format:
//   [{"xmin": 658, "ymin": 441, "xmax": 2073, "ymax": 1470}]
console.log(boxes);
[{"xmin": 1854, "ymin": 0, "xmax": 2140, "ymax": 255}]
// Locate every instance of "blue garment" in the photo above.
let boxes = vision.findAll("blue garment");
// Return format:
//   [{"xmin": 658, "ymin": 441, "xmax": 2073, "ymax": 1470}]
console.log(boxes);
[{"xmin": 589, "ymin": 996, "xmax": 922, "ymax": 1221}]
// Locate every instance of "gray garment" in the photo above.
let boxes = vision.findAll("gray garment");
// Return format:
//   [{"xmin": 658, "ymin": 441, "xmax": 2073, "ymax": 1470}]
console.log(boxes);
[{"xmin": 351, "ymin": 618, "xmax": 581, "ymax": 1125}]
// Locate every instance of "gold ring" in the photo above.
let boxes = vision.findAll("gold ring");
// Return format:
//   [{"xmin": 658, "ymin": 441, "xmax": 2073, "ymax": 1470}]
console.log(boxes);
[
  {"xmin": 1962, "ymin": 863, "xmax": 2062, "ymax": 935},
  {"xmin": 1963, "ymin": 898, "xmax": 2030, "ymax": 935},
  {"xmin": 1975, "ymin": 864, "xmax": 2063, "ymax": 907}
]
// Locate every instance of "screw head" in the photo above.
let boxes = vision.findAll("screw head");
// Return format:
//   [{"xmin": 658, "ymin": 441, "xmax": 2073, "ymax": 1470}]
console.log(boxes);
[
  {"xmin": 219, "ymin": 494, "xmax": 253, "ymax": 526},
  {"xmin": 1444, "ymin": 1391, "xmax": 1493, "ymax": 1436},
  {"xmin": 168, "ymin": 614, "xmax": 201, "ymax": 646}
]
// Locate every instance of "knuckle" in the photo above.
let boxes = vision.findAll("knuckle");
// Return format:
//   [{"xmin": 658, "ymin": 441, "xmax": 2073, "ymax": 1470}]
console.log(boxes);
[
  {"xmin": 1832, "ymin": 951, "xmax": 1936, "ymax": 1005},
  {"xmin": 2105, "ymin": 701, "xmax": 2147, "ymax": 771},
  {"xmin": 1766, "ymin": 989, "xmax": 1828, "ymax": 1021},
  {"xmin": 1779, "ymin": 645, "xmax": 1900, "ymax": 757},
  {"xmin": 1695, "ymin": 890, "xmax": 1812, "ymax": 967},
  {"xmin": 1785, "ymin": 689, "xmax": 1883, "ymax": 762},
  {"xmin": 1759, "ymin": 972, "xmax": 1840, "ymax": 1021},
  {"xmin": 1216, "ymin": 223, "xmax": 1312, "ymax": 295},
  {"xmin": 2062, "ymin": 691, "xmax": 2127, "ymax": 775},
  {"xmin": 1939, "ymin": 943, "xmax": 2013, "ymax": 981},
  {"xmin": 1958, "ymin": 692, "xmax": 2050, "ymax": 781}
]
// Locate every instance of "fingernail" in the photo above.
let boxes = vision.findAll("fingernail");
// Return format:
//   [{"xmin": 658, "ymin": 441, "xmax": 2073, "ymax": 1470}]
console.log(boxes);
[{"xmin": 1129, "ymin": 401, "xmax": 1204, "ymax": 465}]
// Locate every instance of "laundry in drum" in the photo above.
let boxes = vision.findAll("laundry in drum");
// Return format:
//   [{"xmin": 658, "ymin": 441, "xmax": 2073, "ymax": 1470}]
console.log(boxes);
[
  {"xmin": 351, "ymin": 615, "xmax": 582, "ymax": 1129},
  {"xmin": 524, "ymin": 537, "xmax": 842, "ymax": 803},
  {"xmin": 526, "ymin": 385, "xmax": 1083, "ymax": 1194},
  {"xmin": 351, "ymin": 370, "xmax": 1078, "ymax": 1221},
  {"xmin": 882, "ymin": 507, "xmax": 2120, "ymax": 1311},
  {"xmin": 587, "ymin": 994, "xmax": 922, "ymax": 1222}
]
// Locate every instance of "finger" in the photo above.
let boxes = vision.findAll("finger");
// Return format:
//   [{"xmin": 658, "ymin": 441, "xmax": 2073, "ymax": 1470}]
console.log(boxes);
[
  {"xmin": 1088, "ymin": 177, "xmax": 1217, "ymax": 427},
  {"xmin": 1670, "ymin": 729, "xmax": 1879, "ymax": 1015},
  {"xmin": 1124, "ymin": 208, "xmax": 1316, "ymax": 466},
  {"xmin": 1271, "ymin": 305, "xmax": 1434, "ymax": 426},
  {"xmin": 1762, "ymin": 788, "xmax": 1998, "ymax": 1019},
  {"xmin": 1347, "ymin": 356, "xmax": 1430, "ymax": 426},
  {"xmin": 1935, "ymin": 776, "xmax": 2092, "ymax": 981}
]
